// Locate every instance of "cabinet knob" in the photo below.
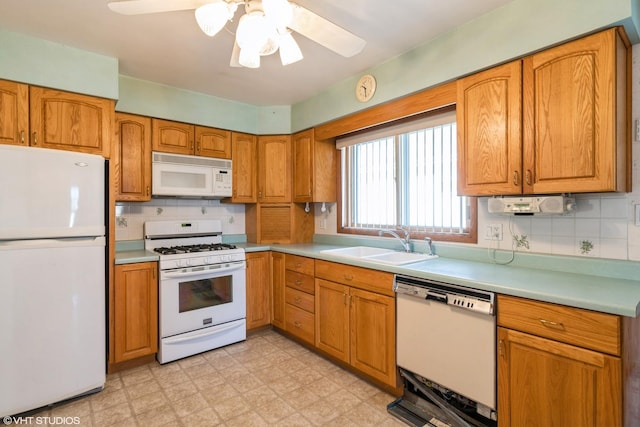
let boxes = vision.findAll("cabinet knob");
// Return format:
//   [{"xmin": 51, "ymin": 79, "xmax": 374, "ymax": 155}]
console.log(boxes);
[
  {"xmin": 20, "ymin": 130, "xmax": 25, "ymax": 144},
  {"xmin": 32, "ymin": 132, "xmax": 38, "ymax": 146},
  {"xmin": 197, "ymin": 141, "xmax": 201, "ymax": 152},
  {"xmin": 146, "ymin": 186, "xmax": 150, "ymax": 196}
]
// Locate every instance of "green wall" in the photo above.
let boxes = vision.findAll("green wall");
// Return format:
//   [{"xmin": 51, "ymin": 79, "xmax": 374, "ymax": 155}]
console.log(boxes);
[
  {"xmin": 291, "ymin": 0, "xmax": 640, "ymax": 132},
  {"xmin": 1, "ymin": 0, "xmax": 639, "ymax": 135},
  {"xmin": 0, "ymin": 29, "xmax": 118, "ymax": 99}
]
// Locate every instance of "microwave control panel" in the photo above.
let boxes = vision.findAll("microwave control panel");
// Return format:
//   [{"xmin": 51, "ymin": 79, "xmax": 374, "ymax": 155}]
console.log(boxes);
[{"xmin": 213, "ymin": 169, "xmax": 232, "ymax": 195}]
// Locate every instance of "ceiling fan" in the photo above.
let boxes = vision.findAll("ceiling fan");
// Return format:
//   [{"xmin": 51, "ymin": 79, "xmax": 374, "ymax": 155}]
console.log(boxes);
[{"xmin": 107, "ymin": 0, "xmax": 366, "ymax": 68}]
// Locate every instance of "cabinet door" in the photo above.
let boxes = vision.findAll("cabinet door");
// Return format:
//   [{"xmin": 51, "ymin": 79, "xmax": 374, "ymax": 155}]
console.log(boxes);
[
  {"xmin": 114, "ymin": 262, "xmax": 158, "ymax": 363},
  {"xmin": 151, "ymin": 118, "xmax": 194, "ymax": 155},
  {"xmin": 29, "ymin": 87, "xmax": 113, "ymax": 157},
  {"xmin": 315, "ymin": 278, "xmax": 349, "ymax": 362},
  {"xmin": 113, "ymin": 113, "xmax": 151, "ymax": 201},
  {"xmin": 292, "ymin": 128, "xmax": 337, "ymax": 203},
  {"xmin": 231, "ymin": 132, "xmax": 257, "ymax": 203},
  {"xmin": 350, "ymin": 288, "xmax": 396, "ymax": 386},
  {"xmin": 523, "ymin": 28, "xmax": 626, "ymax": 193},
  {"xmin": 257, "ymin": 134, "xmax": 291, "ymax": 203},
  {"xmin": 292, "ymin": 128, "xmax": 314, "ymax": 202},
  {"xmin": 498, "ymin": 327, "xmax": 621, "ymax": 427},
  {"xmin": 0, "ymin": 80, "xmax": 29, "ymax": 146},
  {"xmin": 246, "ymin": 252, "xmax": 271, "ymax": 330},
  {"xmin": 271, "ymin": 252, "xmax": 286, "ymax": 329},
  {"xmin": 457, "ymin": 60, "xmax": 522, "ymax": 196},
  {"xmin": 195, "ymin": 125, "xmax": 231, "ymax": 159}
]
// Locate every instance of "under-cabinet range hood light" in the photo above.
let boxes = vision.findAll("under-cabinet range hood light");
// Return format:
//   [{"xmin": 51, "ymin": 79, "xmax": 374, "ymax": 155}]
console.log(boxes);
[{"xmin": 488, "ymin": 195, "xmax": 576, "ymax": 215}]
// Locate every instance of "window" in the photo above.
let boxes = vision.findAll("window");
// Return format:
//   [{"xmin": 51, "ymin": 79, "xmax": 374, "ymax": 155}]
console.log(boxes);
[{"xmin": 337, "ymin": 108, "xmax": 476, "ymax": 243}]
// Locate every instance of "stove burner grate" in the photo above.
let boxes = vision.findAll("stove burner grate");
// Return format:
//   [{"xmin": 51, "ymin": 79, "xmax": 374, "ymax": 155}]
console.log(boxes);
[{"xmin": 153, "ymin": 243, "xmax": 237, "ymax": 255}]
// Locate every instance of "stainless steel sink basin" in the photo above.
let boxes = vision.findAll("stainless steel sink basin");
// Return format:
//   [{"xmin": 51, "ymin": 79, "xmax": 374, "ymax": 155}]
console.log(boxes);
[{"xmin": 320, "ymin": 246, "xmax": 437, "ymax": 266}]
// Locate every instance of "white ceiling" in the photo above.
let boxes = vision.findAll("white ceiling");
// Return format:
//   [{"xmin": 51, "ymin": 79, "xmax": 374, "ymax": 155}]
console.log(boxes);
[{"xmin": 0, "ymin": 0, "xmax": 513, "ymax": 106}]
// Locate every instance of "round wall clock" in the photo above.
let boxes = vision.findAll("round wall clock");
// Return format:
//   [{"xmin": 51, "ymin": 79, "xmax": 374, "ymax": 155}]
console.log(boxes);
[{"xmin": 355, "ymin": 74, "xmax": 376, "ymax": 102}]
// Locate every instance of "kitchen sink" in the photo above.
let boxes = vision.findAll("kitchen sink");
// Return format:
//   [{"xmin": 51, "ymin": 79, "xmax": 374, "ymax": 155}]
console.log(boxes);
[
  {"xmin": 320, "ymin": 246, "xmax": 437, "ymax": 266},
  {"xmin": 364, "ymin": 251, "xmax": 438, "ymax": 265}
]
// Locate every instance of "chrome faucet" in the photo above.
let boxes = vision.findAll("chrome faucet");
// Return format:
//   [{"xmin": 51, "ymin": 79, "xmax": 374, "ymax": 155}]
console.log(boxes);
[
  {"xmin": 378, "ymin": 228, "xmax": 412, "ymax": 252},
  {"xmin": 424, "ymin": 237, "xmax": 434, "ymax": 256}
]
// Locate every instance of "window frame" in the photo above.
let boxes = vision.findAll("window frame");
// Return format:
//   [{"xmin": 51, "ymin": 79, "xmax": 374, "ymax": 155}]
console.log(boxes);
[{"xmin": 336, "ymin": 109, "xmax": 477, "ymax": 244}]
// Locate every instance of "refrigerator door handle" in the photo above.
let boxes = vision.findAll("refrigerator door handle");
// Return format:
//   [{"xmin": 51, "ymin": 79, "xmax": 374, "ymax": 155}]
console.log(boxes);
[{"xmin": 0, "ymin": 236, "xmax": 105, "ymax": 250}]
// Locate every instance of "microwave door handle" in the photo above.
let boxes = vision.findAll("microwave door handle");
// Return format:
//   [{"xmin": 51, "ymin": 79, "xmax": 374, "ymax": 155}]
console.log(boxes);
[{"xmin": 162, "ymin": 262, "xmax": 245, "ymax": 279}]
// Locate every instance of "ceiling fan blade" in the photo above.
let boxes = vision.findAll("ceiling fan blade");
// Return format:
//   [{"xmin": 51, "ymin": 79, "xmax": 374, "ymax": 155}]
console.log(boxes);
[
  {"xmin": 288, "ymin": 3, "xmax": 365, "ymax": 57},
  {"xmin": 107, "ymin": 0, "xmax": 209, "ymax": 15},
  {"xmin": 230, "ymin": 41, "xmax": 242, "ymax": 67}
]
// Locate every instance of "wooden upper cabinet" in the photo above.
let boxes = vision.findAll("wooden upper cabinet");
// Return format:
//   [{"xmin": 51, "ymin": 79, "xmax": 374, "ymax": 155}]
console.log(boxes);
[
  {"xmin": 457, "ymin": 60, "xmax": 522, "ymax": 196},
  {"xmin": 523, "ymin": 28, "xmax": 629, "ymax": 193},
  {"xmin": 0, "ymin": 80, "xmax": 29, "ymax": 146},
  {"xmin": 257, "ymin": 134, "xmax": 291, "ymax": 203},
  {"xmin": 151, "ymin": 118, "xmax": 194, "ymax": 155},
  {"xmin": 457, "ymin": 28, "xmax": 629, "ymax": 196},
  {"xmin": 195, "ymin": 125, "xmax": 231, "ymax": 158},
  {"xmin": 231, "ymin": 131, "xmax": 257, "ymax": 203},
  {"xmin": 292, "ymin": 128, "xmax": 337, "ymax": 203},
  {"xmin": 29, "ymin": 87, "xmax": 113, "ymax": 157},
  {"xmin": 113, "ymin": 113, "xmax": 152, "ymax": 202}
]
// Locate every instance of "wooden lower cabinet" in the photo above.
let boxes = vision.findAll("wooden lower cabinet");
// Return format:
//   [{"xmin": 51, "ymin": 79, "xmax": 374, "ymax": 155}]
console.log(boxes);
[
  {"xmin": 497, "ymin": 327, "xmax": 621, "ymax": 426},
  {"xmin": 271, "ymin": 252, "xmax": 286, "ymax": 329},
  {"xmin": 113, "ymin": 262, "xmax": 158, "ymax": 364},
  {"xmin": 284, "ymin": 255, "xmax": 315, "ymax": 345},
  {"xmin": 245, "ymin": 252, "xmax": 271, "ymax": 330},
  {"xmin": 496, "ymin": 294, "xmax": 640, "ymax": 427},
  {"xmin": 315, "ymin": 276, "xmax": 396, "ymax": 387}
]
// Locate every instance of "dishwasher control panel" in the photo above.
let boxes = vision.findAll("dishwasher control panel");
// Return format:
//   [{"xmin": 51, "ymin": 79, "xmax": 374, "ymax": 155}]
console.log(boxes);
[{"xmin": 394, "ymin": 275, "xmax": 494, "ymax": 315}]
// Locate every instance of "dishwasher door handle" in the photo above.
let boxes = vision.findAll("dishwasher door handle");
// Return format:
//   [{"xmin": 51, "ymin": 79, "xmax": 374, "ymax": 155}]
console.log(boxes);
[{"xmin": 425, "ymin": 291, "xmax": 448, "ymax": 304}]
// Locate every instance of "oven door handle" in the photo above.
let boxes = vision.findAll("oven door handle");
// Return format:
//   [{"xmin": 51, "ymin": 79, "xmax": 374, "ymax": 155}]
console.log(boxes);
[
  {"xmin": 163, "ymin": 322, "xmax": 242, "ymax": 345},
  {"xmin": 162, "ymin": 262, "xmax": 245, "ymax": 279}
]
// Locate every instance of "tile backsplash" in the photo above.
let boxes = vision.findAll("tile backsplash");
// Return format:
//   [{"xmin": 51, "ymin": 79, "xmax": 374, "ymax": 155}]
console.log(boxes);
[{"xmin": 115, "ymin": 198, "xmax": 245, "ymax": 241}]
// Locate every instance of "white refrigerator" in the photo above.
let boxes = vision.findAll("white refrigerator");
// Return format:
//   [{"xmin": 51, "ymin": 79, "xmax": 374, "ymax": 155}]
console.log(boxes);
[{"xmin": 0, "ymin": 145, "xmax": 106, "ymax": 417}]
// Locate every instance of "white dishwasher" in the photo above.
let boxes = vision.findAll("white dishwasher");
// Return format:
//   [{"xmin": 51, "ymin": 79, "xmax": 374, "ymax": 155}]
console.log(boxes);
[{"xmin": 390, "ymin": 274, "xmax": 497, "ymax": 427}]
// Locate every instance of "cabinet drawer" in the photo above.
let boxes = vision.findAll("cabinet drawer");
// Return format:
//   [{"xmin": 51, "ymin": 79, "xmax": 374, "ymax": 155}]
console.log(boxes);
[
  {"xmin": 285, "ymin": 304, "xmax": 314, "ymax": 345},
  {"xmin": 315, "ymin": 260, "xmax": 394, "ymax": 297},
  {"xmin": 285, "ymin": 254, "xmax": 314, "ymax": 276},
  {"xmin": 285, "ymin": 270, "xmax": 315, "ymax": 294},
  {"xmin": 285, "ymin": 287, "xmax": 314, "ymax": 313},
  {"xmin": 497, "ymin": 295, "xmax": 621, "ymax": 355}
]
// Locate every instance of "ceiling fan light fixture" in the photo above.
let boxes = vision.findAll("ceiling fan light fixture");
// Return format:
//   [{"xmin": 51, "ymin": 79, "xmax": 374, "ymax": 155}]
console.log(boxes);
[
  {"xmin": 195, "ymin": 1, "xmax": 236, "ymax": 37},
  {"xmin": 238, "ymin": 47, "xmax": 261, "ymax": 68},
  {"xmin": 279, "ymin": 31, "xmax": 302, "ymax": 65},
  {"xmin": 236, "ymin": 11, "xmax": 270, "ymax": 51}
]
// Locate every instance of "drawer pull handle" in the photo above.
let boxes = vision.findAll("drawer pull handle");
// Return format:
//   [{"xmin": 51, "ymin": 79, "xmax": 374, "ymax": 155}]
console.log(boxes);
[
  {"xmin": 539, "ymin": 319, "xmax": 565, "ymax": 330},
  {"xmin": 513, "ymin": 170, "xmax": 519, "ymax": 186},
  {"xmin": 295, "ymin": 280, "xmax": 303, "ymax": 286},
  {"xmin": 294, "ymin": 321, "xmax": 302, "ymax": 328},
  {"xmin": 295, "ymin": 297, "xmax": 302, "ymax": 304},
  {"xmin": 344, "ymin": 274, "xmax": 353, "ymax": 280},
  {"xmin": 20, "ymin": 130, "xmax": 25, "ymax": 144}
]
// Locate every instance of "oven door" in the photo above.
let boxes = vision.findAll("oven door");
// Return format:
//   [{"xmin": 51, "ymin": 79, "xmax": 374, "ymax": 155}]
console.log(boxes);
[{"xmin": 159, "ymin": 261, "xmax": 246, "ymax": 338}]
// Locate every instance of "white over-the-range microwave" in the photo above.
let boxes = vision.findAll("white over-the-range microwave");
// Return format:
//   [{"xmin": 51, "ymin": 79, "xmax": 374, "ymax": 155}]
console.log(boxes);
[{"xmin": 152, "ymin": 151, "xmax": 232, "ymax": 199}]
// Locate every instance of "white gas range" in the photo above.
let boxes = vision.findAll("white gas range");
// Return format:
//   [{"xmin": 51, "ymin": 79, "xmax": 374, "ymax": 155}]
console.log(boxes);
[{"xmin": 144, "ymin": 220, "xmax": 246, "ymax": 364}]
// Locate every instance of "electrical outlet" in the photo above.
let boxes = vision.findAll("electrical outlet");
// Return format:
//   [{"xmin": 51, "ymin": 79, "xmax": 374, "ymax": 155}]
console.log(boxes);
[
  {"xmin": 319, "ymin": 219, "xmax": 327, "ymax": 229},
  {"xmin": 485, "ymin": 224, "xmax": 503, "ymax": 240}
]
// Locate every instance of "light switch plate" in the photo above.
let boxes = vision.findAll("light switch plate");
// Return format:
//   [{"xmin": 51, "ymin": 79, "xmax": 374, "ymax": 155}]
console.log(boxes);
[{"xmin": 635, "ymin": 204, "xmax": 640, "ymax": 226}]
